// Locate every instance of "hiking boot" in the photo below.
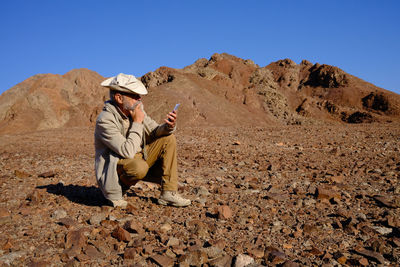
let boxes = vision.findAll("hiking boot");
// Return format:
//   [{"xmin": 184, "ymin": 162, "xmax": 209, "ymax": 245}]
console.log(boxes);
[
  {"xmin": 108, "ymin": 199, "xmax": 128, "ymax": 208},
  {"xmin": 158, "ymin": 191, "xmax": 191, "ymax": 207}
]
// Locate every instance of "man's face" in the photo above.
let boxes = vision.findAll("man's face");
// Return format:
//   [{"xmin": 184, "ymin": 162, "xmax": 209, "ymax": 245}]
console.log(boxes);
[
  {"xmin": 122, "ymin": 93, "xmax": 141, "ymax": 111},
  {"xmin": 115, "ymin": 92, "xmax": 142, "ymax": 112}
]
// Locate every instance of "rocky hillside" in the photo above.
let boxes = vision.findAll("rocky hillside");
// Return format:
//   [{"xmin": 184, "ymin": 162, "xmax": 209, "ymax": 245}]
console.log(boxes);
[
  {"xmin": 0, "ymin": 69, "xmax": 107, "ymax": 134},
  {"xmin": 0, "ymin": 53, "xmax": 399, "ymax": 134}
]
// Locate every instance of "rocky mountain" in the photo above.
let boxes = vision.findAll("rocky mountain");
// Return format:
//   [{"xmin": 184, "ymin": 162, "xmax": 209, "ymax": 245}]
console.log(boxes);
[{"xmin": 0, "ymin": 53, "xmax": 399, "ymax": 134}]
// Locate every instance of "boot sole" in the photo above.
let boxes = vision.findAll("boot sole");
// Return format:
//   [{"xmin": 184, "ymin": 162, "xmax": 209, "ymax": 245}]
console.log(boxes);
[{"xmin": 157, "ymin": 198, "xmax": 191, "ymax": 207}]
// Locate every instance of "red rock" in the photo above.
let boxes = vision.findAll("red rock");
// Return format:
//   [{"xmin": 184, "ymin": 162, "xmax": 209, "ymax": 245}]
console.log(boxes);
[
  {"xmin": 282, "ymin": 261, "xmax": 300, "ymax": 267},
  {"xmin": 27, "ymin": 259, "xmax": 51, "ymax": 267},
  {"xmin": 124, "ymin": 248, "xmax": 136, "ymax": 260},
  {"xmin": 337, "ymin": 256, "xmax": 347, "ymax": 264},
  {"xmin": 1, "ymin": 238, "xmax": 13, "ymax": 251},
  {"xmin": 65, "ymin": 229, "xmax": 86, "ymax": 250},
  {"xmin": 316, "ymin": 186, "xmax": 341, "ymax": 200},
  {"xmin": 387, "ymin": 215, "xmax": 400, "ymax": 227},
  {"xmin": 330, "ymin": 175, "xmax": 344, "ymax": 184},
  {"xmin": 247, "ymin": 248, "xmax": 264, "ymax": 259},
  {"xmin": 38, "ymin": 170, "xmax": 57, "ymax": 178},
  {"xmin": 178, "ymin": 250, "xmax": 208, "ymax": 266},
  {"xmin": 84, "ymin": 245, "xmax": 104, "ymax": 259},
  {"xmin": 309, "ymin": 247, "xmax": 323, "ymax": 256},
  {"xmin": 123, "ymin": 219, "xmax": 144, "ymax": 234},
  {"xmin": 26, "ymin": 190, "xmax": 43, "ymax": 204},
  {"xmin": 125, "ymin": 203, "xmax": 138, "ymax": 214},
  {"xmin": 217, "ymin": 205, "xmax": 232, "ymax": 220},
  {"xmin": 111, "ymin": 226, "xmax": 131, "ymax": 242},
  {"xmin": 217, "ymin": 186, "xmax": 235, "ymax": 194},
  {"xmin": 76, "ymin": 253, "xmax": 90, "ymax": 262},
  {"xmin": 14, "ymin": 170, "xmax": 30, "ymax": 178},
  {"xmin": 59, "ymin": 218, "xmax": 77, "ymax": 229},
  {"xmin": 151, "ymin": 254, "xmax": 175, "ymax": 267},
  {"xmin": 208, "ymin": 255, "xmax": 233, "ymax": 267},
  {"xmin": 359, "ymin": 257, "xmax": 369, "ymax": 266},
  {"xmin": 0, "ymin": 207, "xmax": 10, "ymax": 218},
  {"xmin": 355, "ymin": 248, "xmax": 385, "ymax": 264},
  {"xmin": 373, "ymin": 195, "xmax": 399, "ymax": 208}
]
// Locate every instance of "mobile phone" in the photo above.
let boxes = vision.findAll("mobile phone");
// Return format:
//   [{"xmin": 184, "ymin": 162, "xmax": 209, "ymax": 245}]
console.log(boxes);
[
  {"xmin": 168, "ymin": 104, "xmax": 180, "ymax": 122},
  {"xmin": 173, "ymin": 103, "xmax": 180, "ymax": 112}
]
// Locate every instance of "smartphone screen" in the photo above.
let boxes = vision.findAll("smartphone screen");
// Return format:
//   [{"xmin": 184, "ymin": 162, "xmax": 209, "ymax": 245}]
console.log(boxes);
[{"xmin": 173, "ymin": 103, "xmax": 180, "ymax": 112}]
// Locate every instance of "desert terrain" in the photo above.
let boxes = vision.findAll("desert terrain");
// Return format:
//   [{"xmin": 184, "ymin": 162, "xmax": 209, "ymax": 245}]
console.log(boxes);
[
  {"xmin": 0, "ymin": 123, "xmax": 399, "ymax": 266},
  {"xmin": 0, "ymin": 53, "xmax": 399, "ymax": 266}
]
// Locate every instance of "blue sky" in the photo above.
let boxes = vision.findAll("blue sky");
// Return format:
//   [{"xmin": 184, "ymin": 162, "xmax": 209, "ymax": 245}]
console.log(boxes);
[{"xmin": 1, "ymin": 0, "xmax": 399, "ymax": 95}]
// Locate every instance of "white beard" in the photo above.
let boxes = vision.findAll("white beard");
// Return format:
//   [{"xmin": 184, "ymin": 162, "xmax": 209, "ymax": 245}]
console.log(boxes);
[{"xmin": 123, "ymin": 99, "xmax": 142, "ymax": 111}]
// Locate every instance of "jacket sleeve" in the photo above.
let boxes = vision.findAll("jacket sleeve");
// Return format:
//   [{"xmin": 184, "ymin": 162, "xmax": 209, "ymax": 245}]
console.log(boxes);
[
  {"xmin": 96, "ymin": 113, "xmax": 143, "ymax": 159},
  {"xmin": 143, "ymin": 112, "xmax": 176, "ymax": 141}
]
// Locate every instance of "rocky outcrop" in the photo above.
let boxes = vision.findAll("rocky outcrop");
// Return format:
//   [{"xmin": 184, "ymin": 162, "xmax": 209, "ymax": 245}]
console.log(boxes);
[{"xmin": 0, "ymin": 53, "xmax": 399, "ymax": 134}]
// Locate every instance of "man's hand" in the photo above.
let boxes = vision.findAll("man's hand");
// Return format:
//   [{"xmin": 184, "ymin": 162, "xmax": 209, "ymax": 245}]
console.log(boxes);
[
  {"xmin": 130, "ymin": 102, "xmax": 144, "ymax": 123},
  {"xmin": 165, "ymin": 110, "xmax": 177, "ymax": 128}
]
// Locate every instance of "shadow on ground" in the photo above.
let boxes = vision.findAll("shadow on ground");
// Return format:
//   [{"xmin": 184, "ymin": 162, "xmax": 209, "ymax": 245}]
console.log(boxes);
[{"xmin": 37, "ymin": 183, "xmax": 107, "ymax": 207}]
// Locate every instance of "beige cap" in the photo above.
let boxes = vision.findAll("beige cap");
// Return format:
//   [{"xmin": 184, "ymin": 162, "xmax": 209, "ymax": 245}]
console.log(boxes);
[{"xmin": 101, "ymin": 73, "xmax": 148, "ymax": 95}]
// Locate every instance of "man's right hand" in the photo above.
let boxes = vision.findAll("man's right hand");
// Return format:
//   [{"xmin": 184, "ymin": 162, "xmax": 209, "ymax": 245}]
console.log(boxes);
[{"xmin": 130, "ymin": 102, "xmax": 144, "ymax": 123}]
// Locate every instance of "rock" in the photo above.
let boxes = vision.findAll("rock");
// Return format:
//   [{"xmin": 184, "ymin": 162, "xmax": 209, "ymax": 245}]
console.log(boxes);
[
  {"xmin": 14, "ymin": 170, "xmax": 30, "ymax": 178},
  {"xmin": 125, "ymin": 203, "xmax": 138, "ymax": 214},
  {"xmin": 26, "ymin": 190, "xmax": 43, "ymax": 204},
  {"xmin": 160, "ymin": 223, "xmax": 172, "ymax": 233},
  {"xmin": 84, "ymin": 245, "xmax": 104, "ymax": 259},
  {"xmin": 373, "ymin": 195, "xmax": 399, "ymax": 208},
  {"xmin": 38, "ymin": 170, "xmax": 57, "ymax": 178},
  {"xmin": 178, "ymin": 250, "xmax": 208, "ymax": 266},
  {"xmin": 111, "ymin": 226, "xmax": 131, "ymax": 242},
  {"xmin": 359, "ymin": 257, "xmax": 369, "ymax": 266},
  {"xmin": 234, "ymin": 254, "xmax": 254, "ymax": 267},
  {"xmin": 58, "ymin": 217, "xmax": 77, "ymax": 229},
  {"xmin": 203, "ymin": 246, "xmax": 223, "ymax": 259},
  {"xmin": 27, "ymin": 259, "xmax": 51, "ymax": 266},
  {"xmin": 316, "ymin": 186, "xmax": 341, "ymax": 201},
  {"xmin": 265, "ymin": 247, "xmax": 286, "ymax": 264},
  {"xmin": 0, "ymin": 207, "xmax": 10, "ymax": 218},
  {"xmin": 208, "ymin": 255, "xmax": 233, "ymax": 267},
  {"xmin": 0, "ymin": 251, "xmax": 26, "ymax": 265},
  {"xmin": 355, "ymin": 248, "xmax": 385, "ymax": 264},
  {"xmin": 89, "ymin": 213, "xmax": 106, "ymax": 225},
  {"xmin": 282, "ymin": 261, "xmax": 300, "ymax": 267},
  {"xmin": 124, "ymin": 248, "xmax": 136, "ymax": 260},
  {"xmin": 195, "ymin": 186, "xmax": 210, "ymax": 196},
  {"xmin": 387, "ymin": 215, "xmax": 400, "ymax": 227},
  {"xmin": 166, "ymin": 237, "xmax": 180, "ymax": 247},
  {"xmin": 151, "ymin": 254, "xmax": 175, "ymax": 267},
  {"xmin": 372, "ymin": 226, "xmax": 392, "ymax": 235},
  {"xmin": 337, "ymin": 255, "xmax": 347, "ymax": 264},
  {"xmin": 51, "ymin": 209, "xmax": 67, "ymax": 220},
  {"xmin": 65, "ymin": 229, "xmax": 86, "ymax": 250},
  {"xmin": 123, "ymin": 219, "xmax": 145, "ymax": 234},
  {"xmin": 1, "ymin": 238, "xmax": 13, "ymax": 251},
  {"xmin": 330, "ymin": 175, "xmax": 344, "ymax": 184},
  {"xmin": 247, "ymin": 248, "xmax": 264, "ymax": 259},
  {"xmin": 217, "ymin": 205, "xmax": 232, "ymax": 220}
]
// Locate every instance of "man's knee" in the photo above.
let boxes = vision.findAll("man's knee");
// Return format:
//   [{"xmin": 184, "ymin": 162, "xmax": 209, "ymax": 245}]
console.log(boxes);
[
  {"xmin": 162, "ymin": 134, "xmax": 176, "ymax": 147},
  {"xmin": 122, "ymin": 159, "xmax": 149, "ymax": 179}
]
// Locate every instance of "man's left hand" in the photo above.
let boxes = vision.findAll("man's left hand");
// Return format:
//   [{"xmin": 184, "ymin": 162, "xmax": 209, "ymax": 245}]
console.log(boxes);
[{"xmin": 165, "ymin": 111, "xmax": 177, "ymax": 128}]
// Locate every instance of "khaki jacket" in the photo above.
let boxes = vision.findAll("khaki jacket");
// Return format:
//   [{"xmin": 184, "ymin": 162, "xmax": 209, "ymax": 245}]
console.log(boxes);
[{"xmin": 94, "ymin": 101, "xmax": 174, "ymax": 201}]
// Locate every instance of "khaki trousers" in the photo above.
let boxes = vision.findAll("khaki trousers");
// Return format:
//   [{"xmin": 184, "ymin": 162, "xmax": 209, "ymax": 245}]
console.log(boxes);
[{"xmin": 117, "ymin": 134, "xmax": 178, "ymax": 191}]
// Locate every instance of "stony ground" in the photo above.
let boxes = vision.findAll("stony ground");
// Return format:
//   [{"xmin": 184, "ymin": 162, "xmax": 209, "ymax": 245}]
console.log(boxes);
[{"xmin": 0, "ymin": 124, "xmax": 399, "ymax": 266}]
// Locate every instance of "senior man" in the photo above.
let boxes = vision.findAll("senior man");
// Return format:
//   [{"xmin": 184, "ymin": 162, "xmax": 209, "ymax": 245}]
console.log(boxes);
[{"xmin": 94, "ymin": 73, "xmax": 191, "ymax": 208}]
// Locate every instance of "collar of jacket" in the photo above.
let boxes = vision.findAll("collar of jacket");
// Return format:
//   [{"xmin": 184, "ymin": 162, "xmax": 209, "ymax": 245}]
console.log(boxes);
[{"xmin": 104, "ymin": 100, "xmax": 129, "ymax": 120}]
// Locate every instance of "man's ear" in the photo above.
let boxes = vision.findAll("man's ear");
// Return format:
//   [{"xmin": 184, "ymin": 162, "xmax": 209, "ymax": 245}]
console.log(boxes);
[{"xmin": 114, "ymin": 93, "xmax": 123, "ymax": 105}]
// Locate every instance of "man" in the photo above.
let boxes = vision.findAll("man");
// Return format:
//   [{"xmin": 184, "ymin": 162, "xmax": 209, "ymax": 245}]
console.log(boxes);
[{"xmin": 94, "ymin": 73, "xmax": 191, "ymax": 208}]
